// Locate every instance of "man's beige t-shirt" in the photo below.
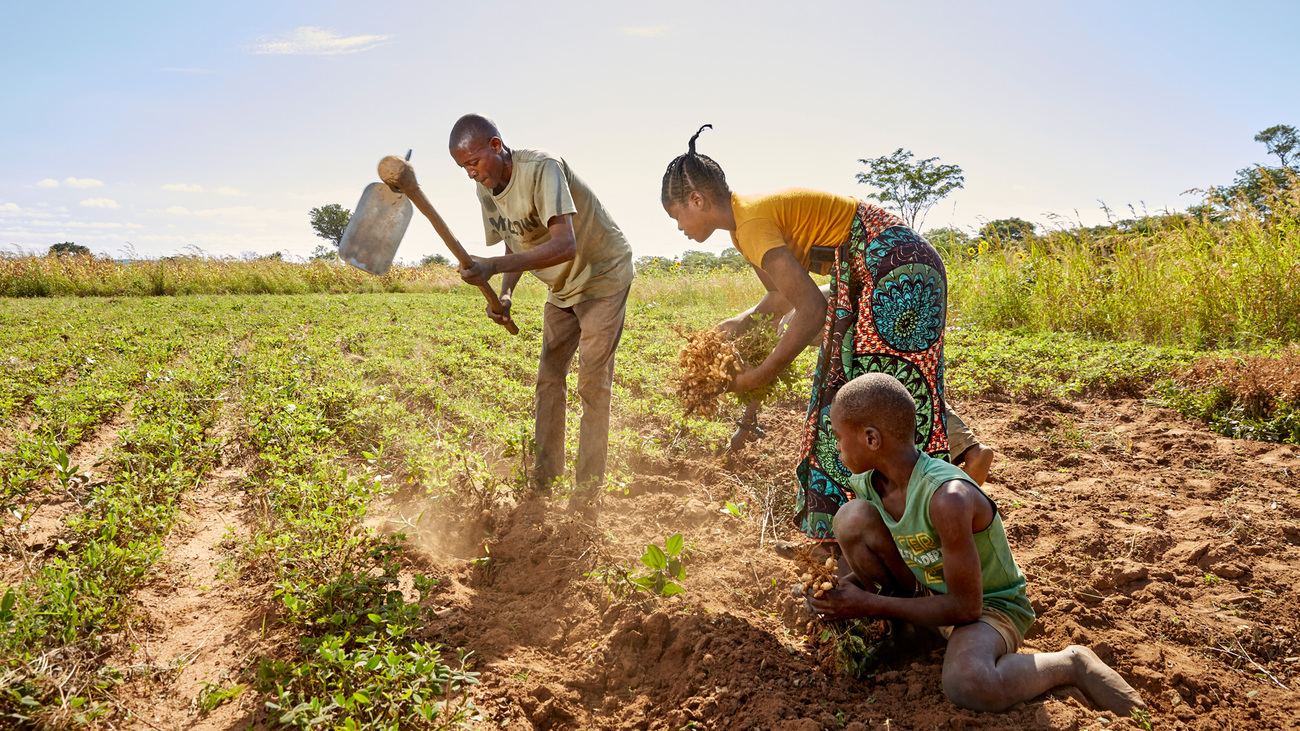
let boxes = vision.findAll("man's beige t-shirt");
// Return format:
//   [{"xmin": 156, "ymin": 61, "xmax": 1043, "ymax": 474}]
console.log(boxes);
[{"xmin": 477, "ymin": 149, "xmax": 633, "ymax": 308}]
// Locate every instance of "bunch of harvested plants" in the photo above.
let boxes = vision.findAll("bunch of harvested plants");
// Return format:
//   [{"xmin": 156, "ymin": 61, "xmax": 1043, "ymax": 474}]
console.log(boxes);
[
  {"xmin": 788, "ymin": 548, "xmax": 897, "ymax": 679},
  {"xmin": 675, "ymin": 328, "xmax": 741, "ymax": 417},
  {"xmin": 731, "ymin": 313, "xmax": 802, "ymax": 405},
  {"xmin": 674, "ymin": 315, "xmax": 802, "ymax": 417}
]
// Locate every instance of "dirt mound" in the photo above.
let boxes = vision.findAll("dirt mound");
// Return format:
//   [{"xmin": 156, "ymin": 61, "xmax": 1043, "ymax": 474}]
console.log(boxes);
[{"xmin": 391, "ymin": 395, "xmax": 1300, "ymax": 730}]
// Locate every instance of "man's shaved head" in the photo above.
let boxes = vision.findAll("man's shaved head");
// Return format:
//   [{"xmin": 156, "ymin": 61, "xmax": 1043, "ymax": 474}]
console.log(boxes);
[
  {"xmin": 450, "ymin": 113, "xmax": 502, "ymax": 150},
  {"xmin": 833, "ymin": 373, "xmax": 917, "ymax": 443}
]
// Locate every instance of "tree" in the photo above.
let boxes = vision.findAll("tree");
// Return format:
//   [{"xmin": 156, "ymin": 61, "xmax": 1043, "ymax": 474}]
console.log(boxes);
[
  {"xmin": 717, "ymin": 247, "xmax": 747, "ymax": 272},
  {"xmin": 1255, "ymin": 124, "xmax": 1298, "ymax": 171},
  {"xmin": 49, "ymin": 242, "xmax": 90, "ymax": 256},
  {"xmin": 421, "ymin": 253, "xmax": 451, "ymax": 266},
  {"xmin": 856, "ymin": 148, "xmax": 964, "ymax": 231},
  {"xmin": 634, "ymin": 255, "xmax": 675, "ymax": 275},
  {"xmin": 309, "ymin": 204, "xmax": 352, "ymax": 248},
  {"xmin": 309, "ymin": 244, "xmax": 337, "ymax": 261},
  {"xmin": 977, "ymin": 218, "xmax": 1036, "ymax": 243},
  {"xmin": 1211, "ymin": 165, "xmax": 1294, "ymax": 216},
  {"xmin": 923, "ymin": 227, "xmax": 970, "ymax": 257}
]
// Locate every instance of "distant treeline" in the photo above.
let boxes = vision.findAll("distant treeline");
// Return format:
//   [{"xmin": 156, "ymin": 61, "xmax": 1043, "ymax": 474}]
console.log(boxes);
[{"xmin": 635, "ymin": 248, "xmax": 748, "ymax": 275}]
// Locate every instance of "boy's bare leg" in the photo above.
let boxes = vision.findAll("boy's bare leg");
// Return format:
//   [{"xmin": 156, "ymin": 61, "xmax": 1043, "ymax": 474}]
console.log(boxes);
[
  {"xmin": 942, "ymin": 623, "xmax": 1144, "ymax": 715},
  {"xmin": 833, "ymin": 500, "xmax": 918, "ymax": 594},
  {"xmin": 955, "ymin": 444, "xmax": 994, "ymax": 486}
]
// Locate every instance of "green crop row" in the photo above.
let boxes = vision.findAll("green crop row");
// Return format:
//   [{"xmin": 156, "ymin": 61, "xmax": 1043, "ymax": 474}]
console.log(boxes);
[
  {"xmin": 1, "ymin": 280, "xmax": 1294, "ymax": 728},
  {"xmin": 1, "ymin": 330, "xmax": 242, "ymax": 727}
]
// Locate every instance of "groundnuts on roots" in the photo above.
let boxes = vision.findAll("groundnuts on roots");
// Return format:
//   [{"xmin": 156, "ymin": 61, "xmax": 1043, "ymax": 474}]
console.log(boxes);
[
  {"xmin": 790, "ymin": 548, "xmax": 839, "ymax": 607},
  {"xmin": 674, "ymin": 329, "xmax": 741, "ymax": 417}
]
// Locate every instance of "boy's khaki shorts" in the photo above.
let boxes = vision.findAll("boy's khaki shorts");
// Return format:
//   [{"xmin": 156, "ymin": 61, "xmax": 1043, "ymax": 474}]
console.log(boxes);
[{"xmin": 937, "ymin": 606, "xmax": 1024, "ymax": 654}]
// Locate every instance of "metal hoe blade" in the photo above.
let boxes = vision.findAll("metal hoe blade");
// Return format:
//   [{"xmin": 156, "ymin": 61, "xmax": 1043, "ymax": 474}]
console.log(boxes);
[{"xmin": 338, "ymin": 182, "xmax": 413, "ymax": 276}]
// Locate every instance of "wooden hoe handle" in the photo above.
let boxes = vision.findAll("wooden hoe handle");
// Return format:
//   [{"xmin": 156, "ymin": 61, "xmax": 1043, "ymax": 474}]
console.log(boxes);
[{"xmin": 378, "ymin": 155, "xmax": 519, "ymax": 335}]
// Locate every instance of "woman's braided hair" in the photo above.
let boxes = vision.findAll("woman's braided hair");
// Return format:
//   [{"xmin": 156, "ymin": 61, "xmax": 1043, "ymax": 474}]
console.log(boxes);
[{"xmin": 661, "ymin": 124, "xmax": 730, "ymax": 207}]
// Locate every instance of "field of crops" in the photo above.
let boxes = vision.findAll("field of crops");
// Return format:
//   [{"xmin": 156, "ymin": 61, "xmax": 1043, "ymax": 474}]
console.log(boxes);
[{"xmin": 2, "ymin": 280, "xmax": 1299, "ymax": 730}]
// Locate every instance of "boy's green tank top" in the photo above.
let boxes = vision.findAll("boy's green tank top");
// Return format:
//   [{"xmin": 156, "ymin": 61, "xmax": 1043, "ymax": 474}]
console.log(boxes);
[{"xmin": 849, "ymin": 452, "xmax": 1035, "ymax": 636}]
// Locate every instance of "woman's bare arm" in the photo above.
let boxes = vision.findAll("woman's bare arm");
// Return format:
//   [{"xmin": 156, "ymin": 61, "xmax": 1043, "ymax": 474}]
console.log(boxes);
[{"xmin": 728, "ymin": 247, "xmax": 825, "ymax": 393}]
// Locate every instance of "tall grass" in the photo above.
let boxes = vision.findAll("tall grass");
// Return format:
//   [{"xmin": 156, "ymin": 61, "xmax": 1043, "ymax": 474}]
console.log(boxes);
[
  {"xmin": 6, "ymin": 180, "xmax": 1299, "ymax": 353},
  {"xmin": 0, "ymin": 254, "xmax": 463, "ymax": 297},
  {"xmin": 946, "ymin": 182, "xmax": 1300, "ymax": 349}
]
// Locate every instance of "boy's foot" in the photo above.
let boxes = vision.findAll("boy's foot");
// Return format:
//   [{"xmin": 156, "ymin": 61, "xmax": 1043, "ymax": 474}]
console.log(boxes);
[{"xmin": 1066, "ymin": 645, "xmax": 1145, "ymax": 716}]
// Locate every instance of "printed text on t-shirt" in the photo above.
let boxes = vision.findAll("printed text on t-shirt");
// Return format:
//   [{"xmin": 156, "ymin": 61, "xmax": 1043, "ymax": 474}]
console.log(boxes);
[
  {"xmin": 895, "ymin": 532, "xmax": 945, "ymax": 586},
  {"xmin": 489, "ymin": 212, "xmax": 543, "ymax": 240}
]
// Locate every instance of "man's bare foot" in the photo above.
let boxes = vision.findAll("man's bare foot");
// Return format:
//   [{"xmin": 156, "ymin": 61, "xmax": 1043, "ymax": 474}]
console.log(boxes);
[{"xmin": 1066, "ymin": 645, "xmax": 1145, "ymax": 715}]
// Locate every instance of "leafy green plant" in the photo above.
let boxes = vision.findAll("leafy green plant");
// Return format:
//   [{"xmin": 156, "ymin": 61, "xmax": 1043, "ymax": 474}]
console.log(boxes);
[
  {"xmin": 818, "ymin": 619, "xmax": 896, "ymax": 680},
  {"xmin": 730, "ymin": 313, "xmax": 802, "ymax": 405},
  {"xmin": 259, "ymin": 638, "xmax": 478, "ymax": 730},
  {"xmin": 46, "ymin": 440, "xmax": 78, "ymax": 491},
  {"xmin": 632, "ymin": 533, "xmax": 687, "ymax": 596},
  {"xmin": 1130, "ymin": 707, "xmax": 1154, "ymax": 730},
  {"xmin": 196, "ymin": 680, "xmax": 245, "ymax": 713}
]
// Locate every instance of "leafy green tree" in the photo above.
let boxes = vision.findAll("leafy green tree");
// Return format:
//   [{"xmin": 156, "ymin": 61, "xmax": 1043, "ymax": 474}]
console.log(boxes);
[
  {"xmin": 635, "ymin": 255, "xmax": 675, "ymax": 274},
  {"xmin": 680, "ymin": 250, "xmax": 720, "ymax": 272},
  {"xmin": 923, "ymin": 227, "xmax": 970, "ymax": 257},
  {"xmin": 309, "ymin": 204, "xmax": 352, "ymax": 248},
  {"xmin": 309, "ymin": 245, "xmax": 337, "ymax": 261},
  {"xmin": 717, "ymin": 247, "xmax": 747, "ymax": 272},
  {"xmin": 856, "ymin": 148, "xmax": 964, "ymax": 231},
  {"xmin": 978, "ymin": 218, "xmax": 1036, "ymax": 243},
  {"xmin": 1211, "ymin": 166, "xmax": 1294, "ymax": 216},
  {"xmin": 49, "ymin": 242, "xmax": 90, "ymax": 256},
  {"xmin": 1255, "ymin": 124, "xmax": 1298, "ymax": 171},
  {"xmin": 421, "ymin": 253, "xmax": 451, "ymax": 266}
]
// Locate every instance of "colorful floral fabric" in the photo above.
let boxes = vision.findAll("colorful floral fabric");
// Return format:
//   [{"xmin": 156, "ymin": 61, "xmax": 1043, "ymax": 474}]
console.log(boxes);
[{"xmin": 794, "ymin": 202, "xmax": 949, "ymax": 540}]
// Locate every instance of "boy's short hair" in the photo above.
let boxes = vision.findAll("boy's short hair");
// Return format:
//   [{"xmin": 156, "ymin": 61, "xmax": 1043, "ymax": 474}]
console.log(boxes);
[{"xmin": 833, "ymin": 373, "xmax": 916, "ymax": 443}]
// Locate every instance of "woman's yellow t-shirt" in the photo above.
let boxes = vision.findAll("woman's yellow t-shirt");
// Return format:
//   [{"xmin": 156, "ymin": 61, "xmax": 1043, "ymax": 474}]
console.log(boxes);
[{"xmin": 729, "ymin": 189, "xmax": 857, "ymax": 270}]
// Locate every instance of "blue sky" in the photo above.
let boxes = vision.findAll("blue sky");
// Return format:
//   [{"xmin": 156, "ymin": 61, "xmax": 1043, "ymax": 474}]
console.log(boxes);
[{"xmin": 2, "ymin": 1, "xmax": 1298, "ymax": 262}]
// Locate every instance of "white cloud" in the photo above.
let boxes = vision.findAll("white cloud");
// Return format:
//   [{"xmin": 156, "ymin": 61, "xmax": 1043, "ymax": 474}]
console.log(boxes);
[
  {"xmin": 31, "ymin": 220, "xmax": 143, "ymax": 229},
  {"xmin": 287, "ymin": 188, "xmax": 358, "ymax": 201},
  {"xmin": 250, "ymin": 26, "xmax": 391, "ymax": 56},
  {"xmin": 187, "ymin": 206, "xmax": 264, "ymax": 218},
  {"xmin": 160, "ymin": 67, "xmax": 214, "ymax": 74},
  {"xmin": 80, "ymin": 198, "xmax": 119, "ymax": 209},
  {"xmin": 163, "ymin": 183, "xmax": 204, "ymax": 193},
  {"xmin": 0, "ymin": 202, "xmax": 62, "ymax": 219},
  {"xmin": 162, "ymin": 205, "xmax": 286, "ymax": 222},
  {"xmin": 65, "ymin": 177, "xmax": 105, "ymax": 189},
  {"xmin": 215, "ymin": 186, "xmax": 248, "ymax": 197},
  {"xmin": 37, "ymin": 178, "xmax": 60, "ymax": 188},
  {"xmin": 621, "ymin": 25, "xmax": 670, "ymax": 37}
]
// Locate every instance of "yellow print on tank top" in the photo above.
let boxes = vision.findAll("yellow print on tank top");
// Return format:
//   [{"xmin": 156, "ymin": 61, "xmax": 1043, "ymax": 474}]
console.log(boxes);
[{"xmin": 895, "ymin": 533, "xmax": 944, "ymax": 585}]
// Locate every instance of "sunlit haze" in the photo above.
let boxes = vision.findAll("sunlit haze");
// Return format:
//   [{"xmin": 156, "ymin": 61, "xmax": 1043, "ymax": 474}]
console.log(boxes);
[{"xmin": 3, "ymin": 1, "xmax": 1298, "ymax": 263}]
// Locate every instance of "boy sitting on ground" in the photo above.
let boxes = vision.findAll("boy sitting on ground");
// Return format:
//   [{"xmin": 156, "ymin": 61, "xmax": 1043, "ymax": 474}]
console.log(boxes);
[{"xmin": 808, "ymin": 373, "xmax": 1144, "ymax": 715}]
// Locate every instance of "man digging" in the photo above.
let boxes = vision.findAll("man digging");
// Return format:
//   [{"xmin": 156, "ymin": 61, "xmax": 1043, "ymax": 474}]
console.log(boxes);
[{"xmin": 450, "ymin": 114, "xmax": 633, "ymax": 514}]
